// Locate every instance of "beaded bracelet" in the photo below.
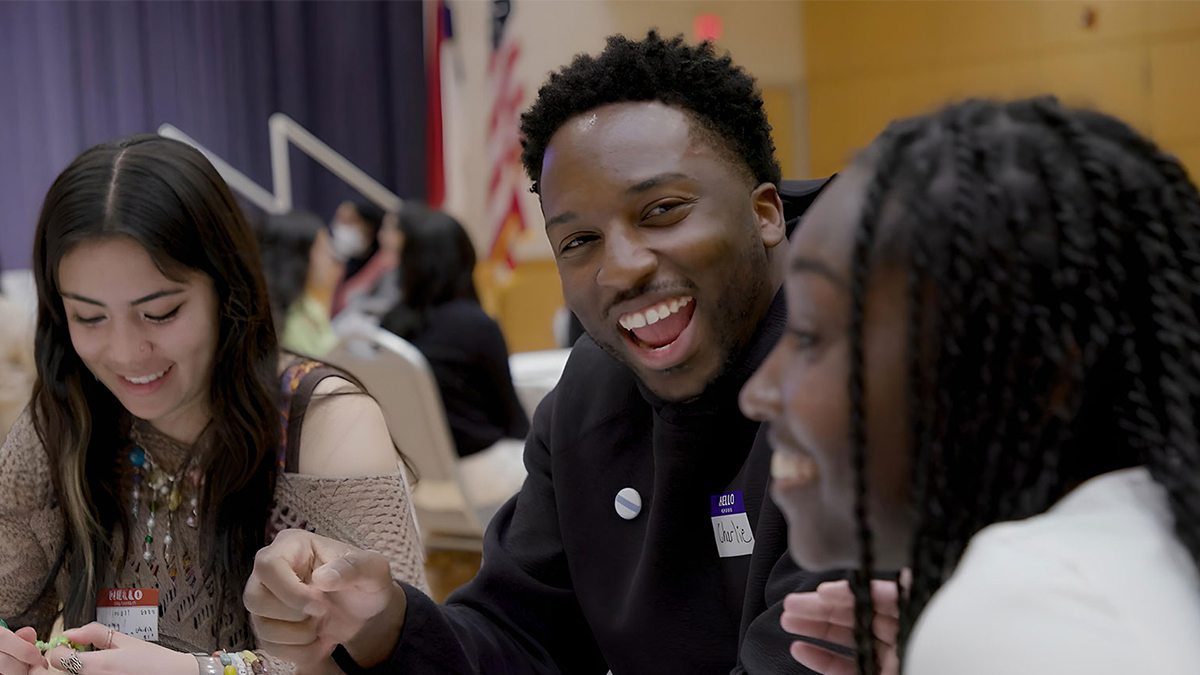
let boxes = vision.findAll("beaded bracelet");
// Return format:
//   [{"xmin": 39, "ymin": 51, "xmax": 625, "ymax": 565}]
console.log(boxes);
[
  {"xmin": 239, "ymin": 651, "xmax": 265, "ymax": 675},
  {"xmin": 198, "ymin": 649, "xmax": 266, "ymax": 675},
  {"xmin": 217, "ymin": 651, "xmax": 239, "ymax": 675},
  {"xmin": 218, "ymin": 650, "xmax": 241, "ymax": 675},
  {"xmin": 194, "ymin": 655, "xmax": 224, "ymax": 675}
]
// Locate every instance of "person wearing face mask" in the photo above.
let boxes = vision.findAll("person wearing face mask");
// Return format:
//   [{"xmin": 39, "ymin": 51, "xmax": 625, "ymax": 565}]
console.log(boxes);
[
  {"xmin": 328, "ymin": 208, "xmax": 375, "ymax": 266},
  {"xmin": 328, "ymin": 201, "xmax": 402, "ymax": 325}
]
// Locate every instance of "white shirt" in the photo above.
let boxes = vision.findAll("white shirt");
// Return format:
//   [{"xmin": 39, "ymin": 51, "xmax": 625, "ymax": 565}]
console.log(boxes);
[{"xmin": 908, "ymin": 467, "xmax": 1200, "ymax": 674}]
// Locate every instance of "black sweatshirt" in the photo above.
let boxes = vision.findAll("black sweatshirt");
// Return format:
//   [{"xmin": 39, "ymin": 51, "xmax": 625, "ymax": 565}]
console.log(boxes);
[{"xmin": 363, "ymin": 292, "xmax": 834, "ymax": 674}]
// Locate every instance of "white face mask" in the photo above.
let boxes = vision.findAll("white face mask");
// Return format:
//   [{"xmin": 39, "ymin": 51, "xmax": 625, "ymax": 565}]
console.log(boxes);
[{"xmin": 330, "ymin": 223, "xmax": 370, "ymax": 260}]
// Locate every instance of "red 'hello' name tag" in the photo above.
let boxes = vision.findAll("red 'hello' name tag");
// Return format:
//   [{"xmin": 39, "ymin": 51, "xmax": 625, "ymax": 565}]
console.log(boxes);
[{"xmin": 96, "ymin": 588, "xmax": 159, "ymax": 642}]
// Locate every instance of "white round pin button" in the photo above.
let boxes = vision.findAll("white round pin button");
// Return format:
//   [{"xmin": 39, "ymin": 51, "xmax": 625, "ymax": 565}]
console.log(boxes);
[{"xmin": 614, "ymin": 487, "xmax": 642, "ymax": 520}]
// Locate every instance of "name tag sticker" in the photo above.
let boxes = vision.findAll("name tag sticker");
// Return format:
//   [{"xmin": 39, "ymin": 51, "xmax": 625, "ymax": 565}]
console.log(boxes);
[
  {"xmin": 710, "ymin": 490, "xmax": 755, "ymax": 557},
  {"xmin": 97, "ymin": 588, "xmax": 159, "ymax": 642}
]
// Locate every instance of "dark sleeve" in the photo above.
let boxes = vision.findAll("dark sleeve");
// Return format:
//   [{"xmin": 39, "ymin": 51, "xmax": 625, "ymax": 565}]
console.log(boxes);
[
  {"xmin": 733, "ymin": 495, "xmax": 844, "ymax": 674},
  {"xmin": 358, "ymin": 391, "xmax": 605, "ymax": 674},
  {"xmin": 476, "ymin": 312, "xmax": 531, "ymax": 439}
]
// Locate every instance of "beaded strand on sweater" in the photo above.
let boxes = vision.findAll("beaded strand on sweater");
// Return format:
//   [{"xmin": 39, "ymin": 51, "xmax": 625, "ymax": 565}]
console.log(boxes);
[{"xmin": 128, "ymin": 426, "xmax": 202, "ymax": 567}]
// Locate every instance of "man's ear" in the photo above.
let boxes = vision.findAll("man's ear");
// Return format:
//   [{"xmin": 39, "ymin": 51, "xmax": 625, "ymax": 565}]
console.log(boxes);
[{"xmin": 751, "ymin": 183, "xmax": 786, "ymax": 249}]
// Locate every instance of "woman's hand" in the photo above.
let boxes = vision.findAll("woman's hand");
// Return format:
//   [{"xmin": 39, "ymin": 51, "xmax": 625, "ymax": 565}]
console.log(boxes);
[
  {"xmin": 43, "ymin": 624, "xmax": 198, "ymax": 675},
  {"xmin": 0, "ymin": 624, "xmax": 45, "ymax": 675},
  {"xmin": 781, "ymin": 579, "xmax": 901, "ymax": 675}
]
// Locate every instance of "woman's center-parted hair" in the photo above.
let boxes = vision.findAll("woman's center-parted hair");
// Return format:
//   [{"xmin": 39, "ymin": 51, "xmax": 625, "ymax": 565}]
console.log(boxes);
[
  {"xmin": 30, "ymin": 133, "xmax": 280, "ymax": 640},
  {"xmin": 842, "ymin": 97, "xmax": 1200, "ymax": 674}
]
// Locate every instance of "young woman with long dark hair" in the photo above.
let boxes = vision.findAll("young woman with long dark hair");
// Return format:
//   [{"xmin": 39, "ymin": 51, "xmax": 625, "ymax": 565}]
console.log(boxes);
[{"xmin": 0, "ymin": 135, "xmax": 425, "ymax": 675}]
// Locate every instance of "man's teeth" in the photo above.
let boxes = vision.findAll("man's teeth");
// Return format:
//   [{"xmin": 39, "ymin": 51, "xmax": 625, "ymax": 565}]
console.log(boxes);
[
  {"xmin": 771, "ymin": 451, "xmax": 816, "ymax": 483},
  {"xmin": 618, "ymin": 296, "xmax": 693, "ymax": 331},
  {"xmin": 123, "ymin": 369, "xmax": 168, "ymax": 385}
]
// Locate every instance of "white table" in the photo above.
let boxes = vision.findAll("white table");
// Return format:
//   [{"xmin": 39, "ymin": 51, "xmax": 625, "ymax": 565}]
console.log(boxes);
[{"xmin": 509, "ymin": 348, "xmax": 571, "ymax": 419}]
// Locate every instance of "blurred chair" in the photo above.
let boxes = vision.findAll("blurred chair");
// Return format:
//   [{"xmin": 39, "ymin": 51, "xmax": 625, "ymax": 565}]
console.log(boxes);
[{"xmin": 325, "ymin": 327, "xmax": 487, "ymax": 551}]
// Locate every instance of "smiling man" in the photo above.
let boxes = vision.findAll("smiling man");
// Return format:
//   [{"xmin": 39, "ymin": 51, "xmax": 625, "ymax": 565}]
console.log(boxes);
[
  {"xmin": 245, "ymin": 32, "xmax": 832, "ymax": 674},
  {"xmin": 538, "ymin": 96, "xmax": 782, "ymax": 402}
]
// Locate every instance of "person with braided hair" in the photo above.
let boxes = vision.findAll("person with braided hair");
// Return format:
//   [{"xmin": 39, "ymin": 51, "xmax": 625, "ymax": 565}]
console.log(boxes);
[{"xmin": 740, "ymin": 96, "xmax": 1200, "ymax": 675}]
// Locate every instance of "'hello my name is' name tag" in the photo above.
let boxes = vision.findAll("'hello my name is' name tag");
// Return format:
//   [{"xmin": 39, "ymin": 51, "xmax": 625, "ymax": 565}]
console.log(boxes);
[
  {"xmin": 710, "ymin": 490, "xmax": 755, "ymax": 558},
  {"xmin": 97, "ymin": 588, "xmax": 159, "ymax": 642}
]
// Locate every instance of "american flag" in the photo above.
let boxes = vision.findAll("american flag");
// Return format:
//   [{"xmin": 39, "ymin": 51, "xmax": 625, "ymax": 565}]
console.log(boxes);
[{"xmin": 485, "ymin": 0, "xmax": 528, "ymax": 267}]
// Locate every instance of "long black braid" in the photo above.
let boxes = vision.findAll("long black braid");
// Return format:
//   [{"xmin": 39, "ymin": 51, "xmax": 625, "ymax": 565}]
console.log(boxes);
[
  {"xmin": 845, "ymin": 97, "xmax": 1200, "ymax": 672},
  {"xmin": 846, "ymin": 128, "xmax": 895, "ymax": 675},
  {"xmin": 846, "ymin": 116, "xmax": 929, "ymax": 672}
]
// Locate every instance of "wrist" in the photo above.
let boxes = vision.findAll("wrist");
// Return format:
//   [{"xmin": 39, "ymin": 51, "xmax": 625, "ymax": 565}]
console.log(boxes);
[
  {"xmin": 343, "ymin": 582, "xmax": 407, "ymax": 668},
  {"xmin": 182, "ymin": 651, "xmax": 204, "ymax": 675}
]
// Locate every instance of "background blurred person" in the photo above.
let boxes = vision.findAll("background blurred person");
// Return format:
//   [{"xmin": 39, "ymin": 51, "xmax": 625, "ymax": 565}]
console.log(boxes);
[
  {"xmin": 255, "ymin": 209, "xmax": 343, "ymax": 357},
  {"xmin": 330, "ymin": 200, "xmax": 400, "ymax": 322},
  {"xmin": 381, "ymin": 203, "xmax": 529, "ymax": 507}
]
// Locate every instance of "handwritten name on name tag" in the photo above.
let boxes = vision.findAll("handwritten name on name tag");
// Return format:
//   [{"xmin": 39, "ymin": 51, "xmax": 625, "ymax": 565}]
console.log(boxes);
[
  {"xmin": 97, "ymin": 588, "xmax": 159, "ymax": 642},
  {"xmin": 710, "ymin": 491, "xmax": 754, "ymax": 558}
]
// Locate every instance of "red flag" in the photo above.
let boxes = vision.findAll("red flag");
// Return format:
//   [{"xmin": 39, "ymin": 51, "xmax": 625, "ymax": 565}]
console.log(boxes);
[{"xmin": 424, "ymin": 0, "xmax": 453, "ymax": 208}]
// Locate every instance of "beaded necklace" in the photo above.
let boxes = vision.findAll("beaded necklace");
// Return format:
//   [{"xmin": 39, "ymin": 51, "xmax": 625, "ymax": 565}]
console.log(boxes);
[{"xmin": 128, "ymin": 426, "xmax": 202, "ymax": 567}]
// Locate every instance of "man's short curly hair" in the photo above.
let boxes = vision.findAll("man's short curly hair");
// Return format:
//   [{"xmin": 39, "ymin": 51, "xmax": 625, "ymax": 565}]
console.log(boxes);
[{"xmin": 519, "ymin": 31, "xmax": 781, "ymax": 194}]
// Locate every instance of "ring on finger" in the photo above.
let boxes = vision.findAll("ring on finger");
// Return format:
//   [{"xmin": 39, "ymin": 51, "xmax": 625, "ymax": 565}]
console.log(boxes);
[{"xmin": 61, "ymin": 650, "xmax": 85, "ymax": 675}]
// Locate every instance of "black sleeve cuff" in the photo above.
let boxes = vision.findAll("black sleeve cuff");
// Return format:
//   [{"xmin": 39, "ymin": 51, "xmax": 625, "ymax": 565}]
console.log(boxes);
[
  {"xmin": 330, "ymin": 583, "xmax": 467, "ymax": 674},
  {"xmin": 331, "ymin": 645, "xmax": 369, "ymax": 675}
]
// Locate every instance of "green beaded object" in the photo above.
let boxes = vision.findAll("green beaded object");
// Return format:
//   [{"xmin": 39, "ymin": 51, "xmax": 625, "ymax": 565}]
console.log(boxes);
[
  {"xmin": 34, "ymin": 635, "xmax": 90, "ymax": 653},
  {"xmin": 0, "ymin": 618, "xmax": 8, "ymax": 630}
]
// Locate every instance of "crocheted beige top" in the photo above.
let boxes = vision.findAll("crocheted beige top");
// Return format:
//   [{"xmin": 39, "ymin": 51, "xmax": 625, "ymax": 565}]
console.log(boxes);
[{"xmin": 0, "ymin": 410, "xmax": 428, "ymax": 672}]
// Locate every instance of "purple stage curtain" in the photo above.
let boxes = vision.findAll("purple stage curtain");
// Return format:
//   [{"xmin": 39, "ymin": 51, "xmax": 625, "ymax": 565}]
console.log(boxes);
[{"xmin": 0, "ymin": 0, "xmax": 426, "ymax": 272}]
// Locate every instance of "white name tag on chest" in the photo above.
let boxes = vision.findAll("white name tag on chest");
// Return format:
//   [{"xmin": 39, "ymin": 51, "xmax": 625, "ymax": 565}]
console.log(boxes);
[
  {"xmin": 710, "ymin": 490, "xmax": 755, "ymax": 557},
  {"xmin": 97, "ymin": 588, "xmax": 159, "ymax": 642}
]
